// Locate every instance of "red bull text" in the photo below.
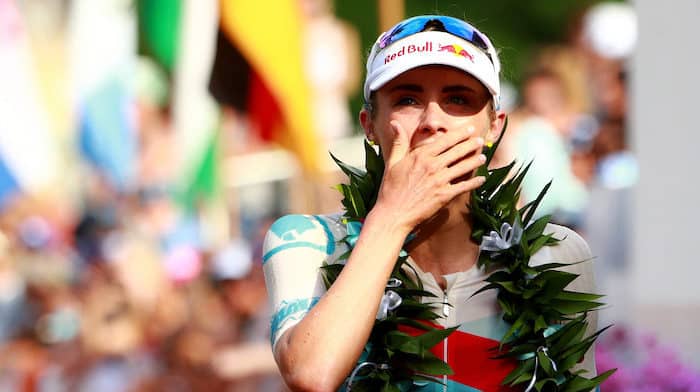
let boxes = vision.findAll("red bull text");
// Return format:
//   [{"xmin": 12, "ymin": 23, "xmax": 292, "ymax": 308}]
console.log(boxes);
[
  {"xmin": 383, "ymin": 41, "xmax": 475, "ymax": 64},
  {"xmin": 384, "ymin": 41, "xmax": 433, "ymax": 64}
]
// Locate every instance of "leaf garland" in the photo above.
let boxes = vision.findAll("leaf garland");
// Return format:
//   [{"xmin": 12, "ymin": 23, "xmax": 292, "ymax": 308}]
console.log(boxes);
[
  {"xmin": 470, "ymin": 121, "xmax": 616, "ymax": 391},
  {"xmin": 323, "ymin": 121, "xmax": 615, "ymax": 391}
]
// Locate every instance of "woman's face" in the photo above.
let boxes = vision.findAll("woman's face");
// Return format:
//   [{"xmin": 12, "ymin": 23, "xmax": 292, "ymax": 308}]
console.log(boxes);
[{"xmin": 361, "ymin": 65, "xmax": 502, "ymax": 162}]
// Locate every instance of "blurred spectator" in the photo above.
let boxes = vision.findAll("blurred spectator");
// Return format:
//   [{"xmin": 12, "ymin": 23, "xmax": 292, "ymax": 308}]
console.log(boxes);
[
  {"xmin": 302, "ymin": 0, "xmax": 361, "ymax": 141},
  {"xmin": 208, "ymin": 233, "xmax": 282, "ymax": 391},
  {"xmin": 496, "ymin": 65, "xmax": 590, "ymax": 228}
]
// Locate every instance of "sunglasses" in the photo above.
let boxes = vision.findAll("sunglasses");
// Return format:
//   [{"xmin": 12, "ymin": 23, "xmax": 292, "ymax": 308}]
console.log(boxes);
[{"xmin": 377, "ymin": 15, "xmax": 495, "ymax": 64}]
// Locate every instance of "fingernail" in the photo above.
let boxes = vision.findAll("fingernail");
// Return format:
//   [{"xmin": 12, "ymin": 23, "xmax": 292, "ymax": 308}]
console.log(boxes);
[
  {"xmin": 475, "ymin": 137, "xmax": 484, "ymax": 146},
  {"xmin": 479, "ymin": 154, "xmax": 487, "ymax": 163}
]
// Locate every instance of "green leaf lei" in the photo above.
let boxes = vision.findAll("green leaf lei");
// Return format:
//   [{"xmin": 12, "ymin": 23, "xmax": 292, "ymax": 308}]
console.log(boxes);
[{"xmin": 323, "ymin": 121, "xmax": 616, "ymax": 392}]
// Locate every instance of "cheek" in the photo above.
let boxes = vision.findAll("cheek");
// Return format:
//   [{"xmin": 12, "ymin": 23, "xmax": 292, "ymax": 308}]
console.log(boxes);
[
  {"xmin": 444, "ymin": 115, "xmax": 491, "ymax": 139},
  {"xmin": 474, "ymin": 110, "xmax": 495, "ymax": 137},
  {"xmin": 375, "ymin": 113, "xmax": 416, "ymax": 145},
  {"xmin": 481, "ymin": 118, "xmax": 493, "ymax": 137}
]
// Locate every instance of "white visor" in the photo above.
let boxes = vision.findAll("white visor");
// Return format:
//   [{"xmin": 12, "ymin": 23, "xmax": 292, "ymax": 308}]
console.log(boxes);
[{"xmin": 363, "ymin": 31, "xmax": 500, "ymax": 109}]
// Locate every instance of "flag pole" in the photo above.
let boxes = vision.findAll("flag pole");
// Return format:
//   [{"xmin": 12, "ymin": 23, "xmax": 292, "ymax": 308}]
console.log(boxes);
[{"xmin": 378, "ymin": 0, "xmax": 404, "ymax": 32}]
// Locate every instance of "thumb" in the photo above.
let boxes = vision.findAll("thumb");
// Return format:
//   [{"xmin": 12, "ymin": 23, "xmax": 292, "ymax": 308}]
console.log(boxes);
[{"xmin": 387, "ymin": 121, "xmax": 409, "ymax": 168}]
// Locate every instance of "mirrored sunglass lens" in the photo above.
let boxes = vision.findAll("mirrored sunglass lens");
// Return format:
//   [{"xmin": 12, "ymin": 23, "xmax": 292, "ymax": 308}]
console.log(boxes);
[
  {"xmin": 441, "ymin": 18, "xmax": 491, "ymax": 52},
  {"xmin": 440, "ymin": 18, "xmax": 475, "ymax": 41},
  {"xmin": 379, "ymin": 16, "xmax": 430, "ymax": 48},
  {"xmin": 469, "ymin": 33, "xmax": 490, "ymax": 53},
  {"xmin": 379, "ymin": 16, "xmax": 490, "ymax": 55}
]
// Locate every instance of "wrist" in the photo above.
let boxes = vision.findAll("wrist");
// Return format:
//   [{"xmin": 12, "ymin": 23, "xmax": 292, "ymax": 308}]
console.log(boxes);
[{"xmin": 365, "ymin": 203, "xmax": 413, "ymax": 239}]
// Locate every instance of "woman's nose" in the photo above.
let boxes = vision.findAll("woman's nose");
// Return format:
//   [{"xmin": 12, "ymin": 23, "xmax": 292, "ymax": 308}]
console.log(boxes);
[{"xmin": 417, "ymin": 101, "xmax": 447, "ymax": 135}]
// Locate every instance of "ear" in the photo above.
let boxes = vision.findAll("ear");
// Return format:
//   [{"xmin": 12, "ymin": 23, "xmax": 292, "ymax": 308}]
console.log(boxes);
[
  {"xmin": 485, "ymin": 110, "xmax": 507, "ymax": 146},
  {"xmin": 359, "ymin": 108, "xmax": 375, "ymax": 142}
]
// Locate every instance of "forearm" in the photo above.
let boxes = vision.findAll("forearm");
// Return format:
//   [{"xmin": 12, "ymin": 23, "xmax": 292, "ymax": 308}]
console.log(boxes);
[{"xmin": 275, "ymin": 206, "xmax": 410, "ymax": 391}]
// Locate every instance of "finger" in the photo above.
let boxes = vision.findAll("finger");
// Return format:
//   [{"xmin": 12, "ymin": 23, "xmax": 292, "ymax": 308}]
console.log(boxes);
[
  {"xmin": 420, "ymin": 125, "xmax": 477, "ymax": 157},
  {"xmin": 386, "ymin": 120, "xmax": 410, "ymax": 168},
  {"xmin": 436, "ymin": 136, "xmax": 485, "ymax": 168},
  {"xmin": 447, "ymin": 175, "xmax": 486, "ymax": 198},
  {"xmin": 442, "ymin": 152, "xmax": 487, "ymax": 183}
]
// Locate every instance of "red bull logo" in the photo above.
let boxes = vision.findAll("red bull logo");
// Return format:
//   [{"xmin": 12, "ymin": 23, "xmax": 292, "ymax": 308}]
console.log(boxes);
[
  {"xmin": 438, "ymin": 44, "xmax": 474, "ymax": 62},
  {"xmin": 380, "ymin": 41, "xmax": 475, "ymax": 65}
]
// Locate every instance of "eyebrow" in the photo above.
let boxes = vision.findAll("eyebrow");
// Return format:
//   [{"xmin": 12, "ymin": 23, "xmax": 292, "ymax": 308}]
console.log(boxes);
[
  {"xmin": 389, "ymin": 84, "xmax": 423, "ymax": 93},
  {"xmin": 442, "ymin": 85, "xmax": 477, "ymax": 94},
  {"xmin": 388, "ymin": 84, "xmax": 478, "ymax": 94}
]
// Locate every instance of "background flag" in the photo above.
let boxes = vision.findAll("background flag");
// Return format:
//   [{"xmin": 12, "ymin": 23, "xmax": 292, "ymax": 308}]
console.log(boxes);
[{"xmin": 213, "ymin": 0, "xmax": 321, "ymax": 174}]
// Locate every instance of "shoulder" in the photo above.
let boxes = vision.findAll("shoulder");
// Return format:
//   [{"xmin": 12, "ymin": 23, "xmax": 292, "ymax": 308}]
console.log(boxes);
[
  {"xmin": 529, "ymin": 223, "xmax": 594, "ymax": 277},
  {"xmin": 540, "ymin": 223, "xmax": 599, "ymax": 373},
  {"xmin": 543, "ymin": 223, "xmax": 592, "ymax": 261},
  {"xmin": 537, "ymin": 223, "xmax": 596, "ymax": 291},
  {"xmin": 263, "ymin": 213, "xmax": 348, "ymax": 264},
  {"xmin": 263, "ymin": 214, "xmax": 349, "ymax": 349}
]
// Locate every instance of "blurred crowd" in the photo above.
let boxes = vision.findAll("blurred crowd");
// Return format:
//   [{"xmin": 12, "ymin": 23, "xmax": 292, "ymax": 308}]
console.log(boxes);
[
  {"xmin": 0, "ymin": 0, "xmax": 652, "ymax": 391},
  {"xmin": 496, "ymin": 2, "xmax": 636, "ymax": 236},
  {"xmin": 492, "ymin": 3, "xmax": 638, "ymax": 321},
  {"xmin": 1, "ymin": 0, "xmax": 285, "ymax": 390},
  {"xmin": 0, "ymin": 190, "xmax": 279, "ymax": 391}
]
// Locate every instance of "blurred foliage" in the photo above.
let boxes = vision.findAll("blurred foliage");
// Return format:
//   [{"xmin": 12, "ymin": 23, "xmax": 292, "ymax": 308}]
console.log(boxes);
[
  {"xmin": 333, "ymin": 0, "xmax": 622, "ymax": 130},
  {"xmin": 137, "ymin": 0, "xmax": 181, "ymax": 76}
]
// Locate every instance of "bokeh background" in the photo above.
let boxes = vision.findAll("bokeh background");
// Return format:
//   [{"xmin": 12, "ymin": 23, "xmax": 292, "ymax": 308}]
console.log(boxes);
[{"xmin": 0, "ymin": 0, "xmax": 698, "ymax": 391}]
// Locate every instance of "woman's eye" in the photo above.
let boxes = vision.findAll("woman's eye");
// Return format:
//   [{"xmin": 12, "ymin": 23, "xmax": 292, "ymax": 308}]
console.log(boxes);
[
  {"xmin": 395, "ymin": 96, "xmax": 418, "ymax": 106},
  {"xmin": 447, "ymin": 95, "xmax": 469, "ymax": 105}
]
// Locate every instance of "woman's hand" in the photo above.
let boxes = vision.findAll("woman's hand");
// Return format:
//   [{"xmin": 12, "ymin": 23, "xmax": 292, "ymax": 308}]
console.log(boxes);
[{"xmin": 374, "ymin": 120, "xmax": 486, "ymax": 232}]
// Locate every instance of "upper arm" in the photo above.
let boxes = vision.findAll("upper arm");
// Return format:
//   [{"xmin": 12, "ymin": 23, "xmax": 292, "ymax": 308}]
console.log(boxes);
[
  {"xmin": 262, "ymin": 214, "xmax": 341, "ymax": 352},
  {"xmin": 539, "ymin": 224, "xmax": 599, "ymax": 376}
]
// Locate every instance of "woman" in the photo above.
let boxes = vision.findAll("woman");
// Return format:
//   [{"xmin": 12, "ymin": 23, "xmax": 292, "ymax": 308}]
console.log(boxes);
[{"xmin": 263, "ymin": 15, "xmax": 597, "ymax": 391}]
